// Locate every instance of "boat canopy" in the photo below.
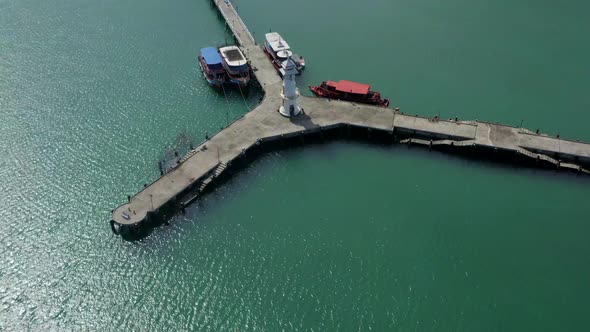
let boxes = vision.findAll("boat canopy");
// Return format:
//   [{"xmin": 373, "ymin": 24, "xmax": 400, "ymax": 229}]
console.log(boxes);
[
  {"xmin": 200, "ymin": 47, "xmax": 222, "ymax": 65},
  {"xmin": 327, "ymin": 80, "xmax": 371, "ymax": 95},
  {"xmin": 219, "ymin": 46, "xmax": 247, "ymax": 67},
  {"xmin": 265, "ymin": 32, "xmax": 291, "ymax": 52}
]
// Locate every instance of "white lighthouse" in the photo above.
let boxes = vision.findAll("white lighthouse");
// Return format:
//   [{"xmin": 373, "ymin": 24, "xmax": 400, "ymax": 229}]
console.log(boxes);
[{"xmin": 279, "ymin": 57, "xmax": 302, "ymax": 117}]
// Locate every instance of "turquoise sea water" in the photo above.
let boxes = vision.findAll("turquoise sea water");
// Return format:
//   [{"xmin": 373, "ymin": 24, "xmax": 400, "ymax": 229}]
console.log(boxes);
[{"xmin": 1, "ymin": 0, "xmax": 590, "ymax": 330}]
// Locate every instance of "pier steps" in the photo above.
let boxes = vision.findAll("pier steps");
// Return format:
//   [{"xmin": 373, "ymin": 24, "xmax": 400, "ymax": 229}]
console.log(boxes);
[
  {"xmin": 400, "ymin": 138, "xmax": 476, "ymax": 147},
  {"xmin": 519, "ymin": 128, "xmax": 537, "ymax": 135},
  {"xmin": 181, "ymin": 162, "xmax": 227, "ymax": 208},
  {"xmin": 179, "ymin": 149, "xmax": 199, "ymax": 164},
  {"xmin": 199, "ymin": 162, "xmax": 227, "ymax": 192},
  {"xmin": 517, "ymin": 148, "xmax": 560, "ymax": 166},
  {"xmin": 399, "ymin": 138, "xmax": 589, "ymax": 173},
  {"xmin": 457, "ymin": 120, "xmax": 478, "ymax": 125},
  {"xmin": 517, "ymin": 148, "xmax": 590, "ymax": 173}
]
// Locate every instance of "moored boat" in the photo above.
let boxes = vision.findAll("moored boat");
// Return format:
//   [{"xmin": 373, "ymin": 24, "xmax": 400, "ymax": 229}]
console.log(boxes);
[
  {"xmin": 309, "ymin": 80, "xmax": 390, "ymax": 107},
  {"xmin": 219, "ymin": 45, "xmax": 250, "ymax": 87},
  {"xmin": 198, "ymin": 47, "xmax": 226, "ymax": 88},
  {"xmin": 264, "ymin": 32, "xmax": 305, "ymax": 76}
]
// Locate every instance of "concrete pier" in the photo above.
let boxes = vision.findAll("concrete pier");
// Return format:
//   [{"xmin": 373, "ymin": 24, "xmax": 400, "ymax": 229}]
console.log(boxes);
[{"xmin": 110, "ymin": 0, "xmax": 590, "ymax": 236}]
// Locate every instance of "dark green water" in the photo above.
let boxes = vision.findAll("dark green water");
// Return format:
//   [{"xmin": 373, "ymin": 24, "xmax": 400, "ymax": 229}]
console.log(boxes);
[{"xmin": 1, "ymin": 0, "xmax": 589, "ymax": 330}]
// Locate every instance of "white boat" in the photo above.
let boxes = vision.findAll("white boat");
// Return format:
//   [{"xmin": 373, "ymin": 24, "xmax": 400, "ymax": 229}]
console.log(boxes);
[
  {"xmin": 263, "ymin": 32, "xmax": 305, "ymax": 76},
  {"xmin": 219, "ymin": 45, "xmax": 250, "ymax": 87}
]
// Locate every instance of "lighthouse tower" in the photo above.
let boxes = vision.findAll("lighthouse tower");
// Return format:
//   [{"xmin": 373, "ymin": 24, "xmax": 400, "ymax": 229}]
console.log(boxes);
[{"xmin": 279, "ymin": 57, "xmax": 302, "ymax": 117}]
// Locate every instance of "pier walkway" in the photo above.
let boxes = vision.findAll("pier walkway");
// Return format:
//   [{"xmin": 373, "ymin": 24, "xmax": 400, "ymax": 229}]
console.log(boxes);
[{"xmin": 110, "ymin": 0, "xmax": 590, "ymax": 232}]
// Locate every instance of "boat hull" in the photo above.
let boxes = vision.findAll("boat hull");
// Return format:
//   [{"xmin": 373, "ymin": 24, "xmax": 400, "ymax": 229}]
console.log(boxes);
[
  {"xmin": 198, "ymin": 56, "xmax": 225, "ymax": 88},
  {"xmin": 226, "ymin": 76, "xmax": 250, "ymax": 88},
  {"xmin": 309, "ymin": 85, "xmax": 390, "ymax": 108},
  {"xmin": 223, "ymin": 69, "xmax": 250, "ymax": 88}
]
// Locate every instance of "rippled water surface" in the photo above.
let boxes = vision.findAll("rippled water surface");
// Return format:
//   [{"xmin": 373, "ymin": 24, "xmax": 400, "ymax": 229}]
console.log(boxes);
[{"xmin": 1, "ymin": 0, "xmax": 590, "ymax": 330}]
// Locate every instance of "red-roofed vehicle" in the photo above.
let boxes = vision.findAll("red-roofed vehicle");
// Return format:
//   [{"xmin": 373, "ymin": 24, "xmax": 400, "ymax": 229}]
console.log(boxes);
[{"xmin": 309, "ymin": 80, "xmax": 390, "ymax": 107}]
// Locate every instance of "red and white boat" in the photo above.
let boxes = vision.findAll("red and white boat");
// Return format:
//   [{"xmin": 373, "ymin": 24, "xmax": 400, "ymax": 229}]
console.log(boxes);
[
  {"xmin": 309, "ymin": 80, "xmax": 390, "ymax": 107},
  {"xmin": 264, "ymin": 32, "xmax": 305, "ymax": 76}
]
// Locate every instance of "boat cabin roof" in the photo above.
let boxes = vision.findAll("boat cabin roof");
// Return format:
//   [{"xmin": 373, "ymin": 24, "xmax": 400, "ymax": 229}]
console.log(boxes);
[
  {"xmin": 200, "ymin": 47, "xmax": 222, "ymax": 65},
  {"xmin": 277, "ymin": 50, "xmax": 293, "ymax": 59},
  {"xmin": 327, "ymin": 80, "xmax": 371, "ymax": 95},
  {"xmin": 265, "ymin": 32, "xmax": 291, "ymax": 52},
  {"xmin": 219, "ymin": 46, "xmax": 247, "ymax": 66}
]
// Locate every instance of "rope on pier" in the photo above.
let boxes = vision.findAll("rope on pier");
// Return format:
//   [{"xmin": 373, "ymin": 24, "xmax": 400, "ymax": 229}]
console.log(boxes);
[
  {"xmin": 221, "ymin": 84, "xmax": 232, "ymax": 126},
  {"xmin": 237, "ymin": 83, "xmax": 250, "ymax": 111},
  {"xmin": 221, "ymin": 82, "xmax": 249, "ymax": 126}
]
